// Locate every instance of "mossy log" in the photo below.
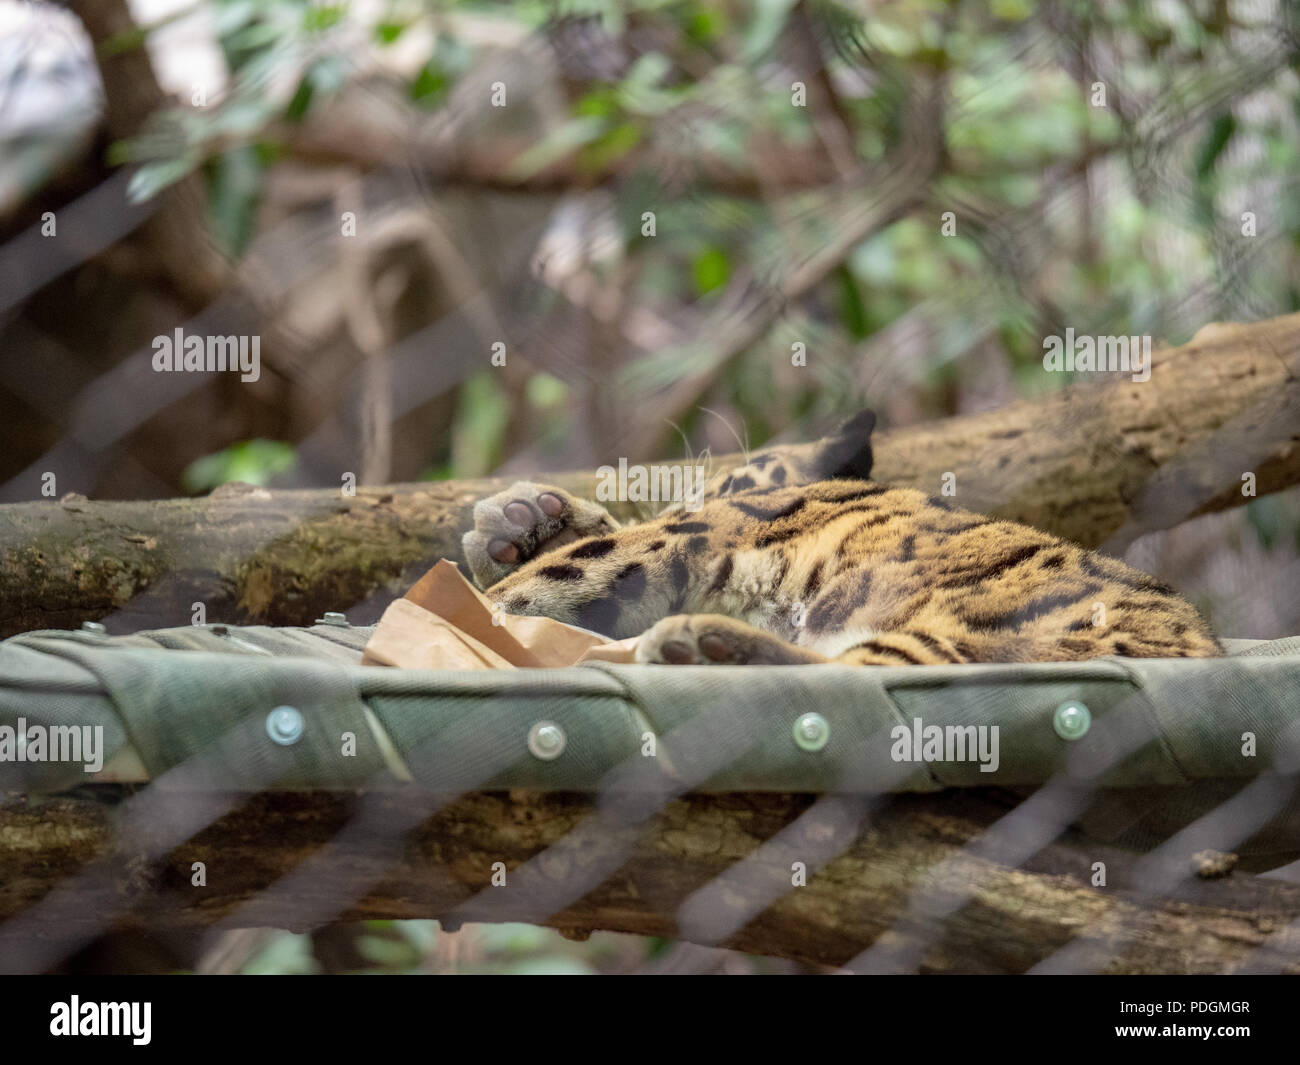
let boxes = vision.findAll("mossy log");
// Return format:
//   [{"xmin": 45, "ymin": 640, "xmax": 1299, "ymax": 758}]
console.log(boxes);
[{"xmin": 1, "ymin": 787, "xmax": 1297, "ymax": 973}]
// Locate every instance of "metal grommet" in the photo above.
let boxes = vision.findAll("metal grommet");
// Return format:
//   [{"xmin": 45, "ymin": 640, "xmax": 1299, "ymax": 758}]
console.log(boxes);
[
  {"xmin": 266, "ymin": 705, "xmax": 305, "ymax": 746},
  {"xmin": 80, "ymin": 621, "xmax": 106, "ymax": 635},
  {"xmin": 1053, "ymin": 700, "xmax": 1091, "ymax": 741},
  {"xmin": 793, "ymin": 712, "xmax": 830, "ymax": 752},
  {"xmin": 527, "ymin": 721, "xmax": 566, "ymax": 761},
  {"xmin": 316, "ymin": 612, "xmax": 349, "ymax": 627}
]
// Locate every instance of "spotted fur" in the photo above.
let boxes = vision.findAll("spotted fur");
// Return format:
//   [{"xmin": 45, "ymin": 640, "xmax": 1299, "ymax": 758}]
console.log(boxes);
[{"xmin": 461, "ymin": 412, "xmax": 1220, "ymax": 667}]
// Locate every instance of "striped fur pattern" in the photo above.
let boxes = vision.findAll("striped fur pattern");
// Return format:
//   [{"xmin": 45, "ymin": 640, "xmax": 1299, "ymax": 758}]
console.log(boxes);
[{"xmin": 461, "ymin": 413, "xmax": 1220, "ymax": 666}]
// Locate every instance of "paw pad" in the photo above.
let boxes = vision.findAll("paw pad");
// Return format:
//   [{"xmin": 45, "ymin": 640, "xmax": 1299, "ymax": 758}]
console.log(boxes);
[
  {"xmin": 488, "ymin": 539, "xmax": 519, "ymax": 564},
  {"xmin": 504, "ymin": 501, "xmax": 534, "ymax": 526},
  {"xmin": 698, "ymin": 633, "xmax": 733, "ymax": 661},
  {"xmin": 659, "ymin": 640, "xmax": 695, "ymax": 664}
]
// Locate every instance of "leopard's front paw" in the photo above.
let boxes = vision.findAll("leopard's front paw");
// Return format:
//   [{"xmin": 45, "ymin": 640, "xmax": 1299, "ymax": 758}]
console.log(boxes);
[
  {"xmin": 462, "ymin": 482, "xmax": 617, "ymax": 590},
  {"xmin": 634, "ymin": 614, "xmax": 826, "ymax": 666}
]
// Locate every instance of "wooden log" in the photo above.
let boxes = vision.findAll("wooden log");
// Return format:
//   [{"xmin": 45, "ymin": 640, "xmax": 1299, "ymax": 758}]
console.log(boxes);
[{"xmin": 1, "ymin": 787, "xmax": 1296, "ymax": 973}]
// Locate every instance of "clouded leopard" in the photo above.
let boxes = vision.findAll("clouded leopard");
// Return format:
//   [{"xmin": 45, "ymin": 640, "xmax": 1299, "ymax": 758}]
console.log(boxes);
[{"xmin": 462, "ymin": 411, "xmax": 1221, "ymax": 666}]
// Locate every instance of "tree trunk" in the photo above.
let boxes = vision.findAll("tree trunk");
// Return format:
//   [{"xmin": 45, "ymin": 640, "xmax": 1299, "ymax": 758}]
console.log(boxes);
[
  {"xmin": 69, "ymin": 0, "xmax": 235, "ymax": 312},
  {"xmin": 1, "ymin": 313, "xmax": 1298, "ymax": 638},
  {"xmin": 1, "ymin": 786, "xmax": 1296, "ymax": 973}
]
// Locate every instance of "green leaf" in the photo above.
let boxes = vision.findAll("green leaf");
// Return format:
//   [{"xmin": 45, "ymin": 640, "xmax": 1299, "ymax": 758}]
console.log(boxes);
[
  {"xmin": 526, "ymin": 372, "xmax": 568, "ymax": 407},
  {"xmin": 506, "ymin": 116, "xmax": 609, "ymax": 180},
  {"xmin": 411, "ymin": 61, "xmax": 451, "ymax": 106},
  {"xmin": 692, "ymin": 245, "xmax": 731, "ymax": 296},
  {"xmin": 740, "ymin": 0, "xmax": 798, "ymax": 62},
  {"xmin": 302, "ymin": 4, "xmax": 345, "ymax": 34},
  {"xmin": 575, "ymin": 88, "xmax": 618, "ymax": 119},
  {"xmin": 1195, "ymin": 112, "xmax": 1236, "ymax": 180},
  {"xmin": 578, "ymin": 121, "xmax": 642, "ymax": 172},
  {"xmin": 475, "ymin": 921, "xmax": 550, "ymax": 954},
  {"xmin": 213, "ymin": 1, "xmax": 259, "ymax": 38},
  {"xmin": 212, "ymin": 97, "xmax": 276, "ymax": 138},
  {"xmin": 686, "ymin": 5, "xmax": 726, "ymax": 44},
  {"xmin": 1245, "ymin": 495, "xmax": 1284, "ymax": 550},
  {"xmin": 355, "ymin": 933, "xmax": 420, "ymax": 968},
  {"xmin": 451, "ymin": 373, "xmax": 509, "ymax": 478},
  {"xmin": 182, "ymin": 439, "xmax": 297, "ymax": 494},
  {"xmin": 240, "ymin": 932, "xmax": 319, "ymax": 975},
  {"xmin": 618, "ymin": 53, "xmax": 675, "ymax": 115},
  {"xmin": 224, "ymin": 20, "xmax": 282, "ymax": 57},
  {"xmin": 126, "ymin": 155, "xmax": 200, "ymax": 204},
  {"xmin": 206, "ymin": 145, "xmax": 263, "ymax": 256},
  {"xmin": 285, "ymin": 74, "xmax": 315, "ymax": 122},
  {"xmin": 991, "ymin": 0, "xmax": 1035, "ymax": 20},
  {"xmin": 308, "ymin": 55, "xmax": 347, "ymax": 94},
  {"xmin": 410, "ymin": 36, "xmax": 472, "ymax": 108},
  {"xmin": 286, "ymin": 56, "xmax": 346, "ymax": 120},
  {"xmin": 375, "ymin": 21, "xmax": 410, "ymax": 45},
  {"xmin": 620, "ymin": 340, "xmax": 716, "ymax": 393},
  {"xmin": 834, "ymin": 264, "xmax": 870, "ymax": 340},
  {"xmin": 497, "ymin": 955, "xmax": 594, "ymax": 975}
]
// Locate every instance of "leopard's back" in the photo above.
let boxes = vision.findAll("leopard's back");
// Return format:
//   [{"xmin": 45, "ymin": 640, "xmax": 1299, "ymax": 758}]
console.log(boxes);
[{"xmin": 487, "ymin": 478, "xmax": 1221, "ymax": 663}]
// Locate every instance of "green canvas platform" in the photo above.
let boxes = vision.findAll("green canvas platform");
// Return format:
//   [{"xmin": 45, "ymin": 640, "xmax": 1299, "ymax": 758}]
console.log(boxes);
[{"xmin": 0, "ymin": 621, "xmax": 1296, "ymax": 802}]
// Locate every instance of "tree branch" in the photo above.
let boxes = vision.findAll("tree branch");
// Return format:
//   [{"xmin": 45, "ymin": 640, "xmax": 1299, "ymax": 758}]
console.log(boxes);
[{"xmin": 1, "ymin": 787, "xmax": 1296, "ymax": 973}]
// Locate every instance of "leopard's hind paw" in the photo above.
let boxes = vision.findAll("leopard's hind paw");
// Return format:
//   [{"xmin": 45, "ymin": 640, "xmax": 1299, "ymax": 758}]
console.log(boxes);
[{"xmin": 634, "ymin": 614, "xmax": 826, "ymax": 666}]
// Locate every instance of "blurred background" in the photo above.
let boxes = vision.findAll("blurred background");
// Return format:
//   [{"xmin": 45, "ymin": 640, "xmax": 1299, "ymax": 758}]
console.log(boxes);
[{"xmin": 1, "ymin": 0, "xmax": 1299, "ymax": 971}]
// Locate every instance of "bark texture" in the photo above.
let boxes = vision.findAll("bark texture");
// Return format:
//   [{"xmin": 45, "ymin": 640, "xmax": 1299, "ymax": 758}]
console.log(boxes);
[{"xmin": 0, "ymin": 787, "xmax": 1296, "ymax": 973}]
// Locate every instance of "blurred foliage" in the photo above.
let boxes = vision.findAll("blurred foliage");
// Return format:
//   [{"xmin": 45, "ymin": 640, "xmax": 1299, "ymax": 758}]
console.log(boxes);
[
  {"xmin": 113, "ymin": 0, "xmax": 1300, "ymax": 429},
  {"xmin": 181, "ymin": 438, "xmax": 297, "ymax": 493},
  {"xmin": 233, "ymin": 921, "xmax": 803, "ymax": 974}
]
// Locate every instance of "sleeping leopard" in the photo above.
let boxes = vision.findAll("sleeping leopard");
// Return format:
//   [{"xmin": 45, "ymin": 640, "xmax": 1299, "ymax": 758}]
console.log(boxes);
[{"xmin": 462, "ymin": 411, "xmax": 1221, "ymax": 667}]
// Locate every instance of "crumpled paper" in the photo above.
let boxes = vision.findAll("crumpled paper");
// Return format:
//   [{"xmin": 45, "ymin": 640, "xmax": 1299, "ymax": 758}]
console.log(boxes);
[{"xmin": 362, "ymin": 559, "xmax": 639, "ymax": 669}]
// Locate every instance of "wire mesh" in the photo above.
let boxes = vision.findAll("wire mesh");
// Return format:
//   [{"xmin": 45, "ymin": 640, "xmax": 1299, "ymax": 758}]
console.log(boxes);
[{"xmin": 0, "ymin": 0, "xmax": 1297, "ymax": 977}]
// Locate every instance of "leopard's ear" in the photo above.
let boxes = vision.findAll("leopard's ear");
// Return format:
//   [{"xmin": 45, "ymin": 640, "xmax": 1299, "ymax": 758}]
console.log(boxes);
[{"xmin": 815, "ymin": 409, "xmax": 876, "ymax": 482}]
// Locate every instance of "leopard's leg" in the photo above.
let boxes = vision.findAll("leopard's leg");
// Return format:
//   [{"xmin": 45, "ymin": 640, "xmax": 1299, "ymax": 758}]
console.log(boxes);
[
  {"xmin": 462, "ymin": 482, "xmax": 619, "ymax": 590},
  {"xmin": 636, "ymin": 615, "xmax": 972, "ymax": 667},
  {"xmin": 832, "ymin": 632, "xmax": 971, "ymax": 666}
]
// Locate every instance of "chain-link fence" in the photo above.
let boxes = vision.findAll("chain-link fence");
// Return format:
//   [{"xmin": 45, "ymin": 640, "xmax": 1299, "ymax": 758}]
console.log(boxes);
[{"xmin": 0, "ymin": 0, "xmax": 1298, "ymax": 975}]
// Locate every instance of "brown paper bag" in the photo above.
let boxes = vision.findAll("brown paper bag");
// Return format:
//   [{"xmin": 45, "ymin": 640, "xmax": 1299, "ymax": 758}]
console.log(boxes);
[{"xmin": 362, "ymin": 559, "xmax": 639, "ymax": 669}]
